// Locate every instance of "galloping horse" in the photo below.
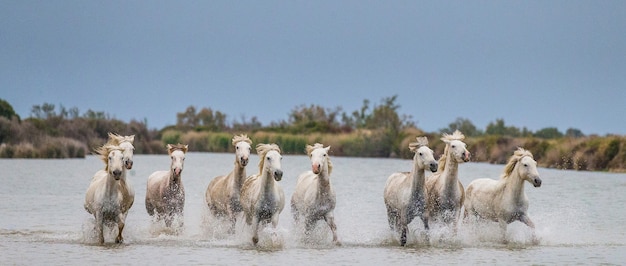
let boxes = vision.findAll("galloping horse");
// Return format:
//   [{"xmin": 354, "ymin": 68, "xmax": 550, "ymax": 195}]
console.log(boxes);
[
  {"xmin": 84, "ymin": 144, "xmax": 134, "ymax": 244},
  {"xmin": 464, "ymin": 148, "xmax": 542, "ymax": 243},
  {"xmin": 145, "ymin": 144, "xmax": 189, "ymax": 228},
  {"xmin": 240, "ymin": 143, "xmax": 284, "ymax": 245},
  {"xmin": 384, "ymin": 137, "xmax": 438, "ymax": 246},
  {"xmin": 425, "ymin": 130, "xmax": 470, "ymax": 234},
  {"xmin": 205, "ymin": 134, "xmax": 252, "ymax": 232},
  {"xmin": 291, "ymin": 143, "xmax": 340, "ymax": 245}
]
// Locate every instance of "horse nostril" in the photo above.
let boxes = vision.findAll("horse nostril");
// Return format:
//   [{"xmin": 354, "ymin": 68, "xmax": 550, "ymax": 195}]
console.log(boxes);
[
  {"xmin": 113, "ymin": 170, "xmax": 122, "ymax": 177},
  {"xmin": 430, "ymin": 163, "xmax": 438, "ymax": 172},
  {"xmin": 534, "ymin": 178, "xmax": 542, "ymax": 187},
  {"xmin": 275, "ymin": 170, "xmax": 283, "ymax": 178}
]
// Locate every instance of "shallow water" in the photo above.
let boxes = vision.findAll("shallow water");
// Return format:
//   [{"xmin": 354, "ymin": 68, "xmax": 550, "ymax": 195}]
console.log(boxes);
[{"xmin": 1, "ymin": 153, "xmax": 625, "ymax": 265}]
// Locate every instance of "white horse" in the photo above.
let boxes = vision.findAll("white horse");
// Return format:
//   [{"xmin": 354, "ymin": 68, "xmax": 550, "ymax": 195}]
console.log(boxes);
[
  {"xmin": 464, "ymin": 148, "xmax": 542, "ymax": 243},
  {"xmin": 145, "ymin": 144, "xmax": 189, "ymax": 228},
  {"xmin": 106, "ymin": 133, "xmax": 135, "ymax": 170},
  {"xmin": 425, "ymin": 130, "xmax": 470, "ymax": 234},
  {"xmin": 291, "ymin": 143, "xmax": 340, "ymax": 245},
  {"xmin": 384, "ymin": 137, "xmax": 438, "ymax": 246},
  {"xmin": 84, "ymin": 144, "xmax": 135, "ymax": 244},
  {"xmin": 205, "ymin": 134, "xmax": 252, "ymax": 231},
  {"xmin": 240, "ymin": 143, "xmax": 284, "ymax": 245}
]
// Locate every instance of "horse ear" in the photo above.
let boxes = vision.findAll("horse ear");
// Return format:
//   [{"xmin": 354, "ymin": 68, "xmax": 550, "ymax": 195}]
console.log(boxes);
[
  {"xmin": 183, "ymin": 145, "xmax": 189, "ymax": 153},
  {"xmin": 325, "ymin": 146, "xmax": 331, "ymax": 153},
  {"xmin": 440, "ymin": 138, "xmax": 451, "ymax": 144},
  {"xmin": 129, "ymin": 135, "xmax": 135, "ymax": 142}
]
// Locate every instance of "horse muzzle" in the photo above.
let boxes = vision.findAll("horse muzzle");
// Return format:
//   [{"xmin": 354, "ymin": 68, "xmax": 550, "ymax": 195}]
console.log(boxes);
[
  {"xmin": 312, "ymin": 163, "xmax": 321, "ymax": 174},
  {"xmin": 463, "ymin": 152, "xmax": 471, "ymax": 162},
  {"xmin": 240, "ymin": 157, "xmax": 249, "ymax": 166},
  {"xmin": 112, "ymin": 170, "xmax": 122, "ymax": 180},
  {"xmin": 125, "ymin": 160, "xmax": 133, "ymax": 170},
  {"xmin": 532, "ymin": 177, "xmax": 542, "ymax": 187},
  {"xmin": 273, "ymin": 169, "xmax": 283, "ymax": 181},
  {"xmin": 429, "ymin": 162, "xmax": 438, "ymax": 172}
]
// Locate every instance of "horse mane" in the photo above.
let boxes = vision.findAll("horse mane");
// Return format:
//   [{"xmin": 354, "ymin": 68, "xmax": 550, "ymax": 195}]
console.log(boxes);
[
  {"xmin": 501, "ymin": 147, "xmax": 534, "ymax": 179},
  {"xmin": 408, "ymin": 136, "xmax": 429, "ymax": 153},
  {"xmin": 306, "ymin": 143, "xmax": 333, "ymax": 175},
  {"xmin": 232, "ymin": 134, "xmax": 252, "ymax": 146},
  {"xmin": 107, "ymin": 132, "xmax": 135, "ymax": 145},
  {"xmin": 256, "ymin": 143, "xmax": 281, "ymax": 173},
  {"xmin": 167, "ymin": 143, "xmax": 189, "ymax": 155},
  {"xmin": 94, "ymin": 144, "xmax": 124, "ymax": 170},
  {"xmin": 437, "ymin": 130, "xmax": 466, "ymax": 172}
]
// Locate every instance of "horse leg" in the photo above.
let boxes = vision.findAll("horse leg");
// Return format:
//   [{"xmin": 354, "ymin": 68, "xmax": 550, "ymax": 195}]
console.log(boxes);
[
  {"xmin": 399, "ymin": 210, "xmax": 408, "ymax": 246},
  {"xmin": 116, "ymin": 213, "xmax": 125, "ymax": 244},
  {"xmin": 519, "ymin": 214, "xmax": 539, "ymax": 244},
  {"xmin": 420, "ymin": 215, "xmax": 430, "ymax": 244},
  {"xmin": 499, "ymin": 220, "xmax": 508, "ymax": 244},
  {"xmin": 251, "ymin": 217, "xmax": 260, "ymax": 245},
  {"xmin": 95, "ymin": 212, "xmax": 105, "ymax": 244},
  {"xmin": 324, "ymin": 213, "xmax": 340, "ymax": 245}
]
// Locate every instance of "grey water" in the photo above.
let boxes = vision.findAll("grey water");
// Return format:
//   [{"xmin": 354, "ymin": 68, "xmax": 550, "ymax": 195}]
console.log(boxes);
[{"xmin": 1, "ymin": 153, "xmax": 625, "ymax": 265}]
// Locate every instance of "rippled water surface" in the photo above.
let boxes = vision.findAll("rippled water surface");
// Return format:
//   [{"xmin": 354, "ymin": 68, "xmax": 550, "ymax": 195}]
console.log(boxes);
[{"xmin": 1, "ymin": 153, "xmax": 625, "ymax": 265}]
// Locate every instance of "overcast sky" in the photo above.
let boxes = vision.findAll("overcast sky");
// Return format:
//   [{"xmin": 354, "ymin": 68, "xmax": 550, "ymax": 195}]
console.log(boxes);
[{"xmin": 1, "ymin": 1, "xmax": 625, "ymax": 135}]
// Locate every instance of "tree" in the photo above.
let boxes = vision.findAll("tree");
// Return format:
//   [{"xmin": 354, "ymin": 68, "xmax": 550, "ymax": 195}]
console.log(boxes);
[
  {"xmin": 534, "ymin": 127, "xmax": 563, "ymax": 139},
  {"xmin": 0, "ymin": 99, "xmax": 20, "ymax": 122},
  {"xmin": 288, "ymin": 104, "xmax": 342, "ymax": 133},
  {"xmin": 485, "ymin": 118, "xmax": 521, "ymax": 137},
  {"xmin": 440, "ymin": 117, "xmax": 482, "ymax": 136},
  {"xmin": 565, "ymin": 128, "xmax": 585, "ymax": 138}
]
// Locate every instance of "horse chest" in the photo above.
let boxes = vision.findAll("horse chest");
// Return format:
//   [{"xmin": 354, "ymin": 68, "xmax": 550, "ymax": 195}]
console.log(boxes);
[{"xmin": 258, "ymin": 198, "xmax": 277, "ymax": 220}]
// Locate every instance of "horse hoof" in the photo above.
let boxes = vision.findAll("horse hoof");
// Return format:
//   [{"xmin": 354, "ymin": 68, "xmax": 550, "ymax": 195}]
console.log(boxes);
[
  {"xmin": 252, "ymin": 236, "xmax": 259, "ymax": 245},
  {"xmin": 334, "ymin": 241, "xmax": 342, "ymax": 247}
]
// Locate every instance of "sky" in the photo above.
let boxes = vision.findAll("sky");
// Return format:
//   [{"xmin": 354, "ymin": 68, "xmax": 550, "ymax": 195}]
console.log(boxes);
[{"xmin": 1, "ymin": 1, "xmax": 625, "ymax": 135}]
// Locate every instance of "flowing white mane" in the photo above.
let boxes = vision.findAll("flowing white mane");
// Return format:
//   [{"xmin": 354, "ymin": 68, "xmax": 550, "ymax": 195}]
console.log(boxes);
[
  {"xmin": 107, "ymin": 132, "xmax": 135, "ymax": 145},
  {"xmin": 502, "ymin": 147, "xmax": 534, "ymax": 179},
  {"xmin": 232, "ymin": 134, "xmax": 252, "ymax": 146},
  {"xmin": 408, "ymin": 136, "xmax": 429, "ymax": 153},
  {"xmin": 167, "ymin": 143, "xmax": 189, "ymax": 155},
  {"xmin": 94, "ymin": 144, "xmax": 123, "ymax": 170}
]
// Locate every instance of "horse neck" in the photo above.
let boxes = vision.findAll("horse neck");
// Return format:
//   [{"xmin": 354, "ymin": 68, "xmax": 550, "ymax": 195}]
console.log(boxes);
[
  {"xmin": 502, "ymin": 168, "xmax": 526, "ymax": 199},
  {"xmin": 316, "ymin": 162, "xmax": 331, "ymax": 190},
  {"xmin": 168, "ymin": 169, "xmax": 182, "ymax": 187},
  {"xmin": 104, "ymin": 170, "xmax": 125, "ymax": 194},
  {"xmin": 409, "ymin": 160, "xmax": 426, "ymax": 190},
  {"xmin": 442, "ymin": 150, "xmax": 460, "ymax": 187},
  {"xmin": 260, "ymin": 169, "xmax": 276, "ymax": 193},
  {"xmin": 233, "ymin": 160, "xmax": 247, "ymax": 189}
]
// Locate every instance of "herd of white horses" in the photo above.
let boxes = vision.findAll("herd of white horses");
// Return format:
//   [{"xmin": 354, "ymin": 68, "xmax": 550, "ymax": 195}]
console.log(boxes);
[{"xmin": 83, "ymin": 130, "xmax": 542, "ymax": 246}]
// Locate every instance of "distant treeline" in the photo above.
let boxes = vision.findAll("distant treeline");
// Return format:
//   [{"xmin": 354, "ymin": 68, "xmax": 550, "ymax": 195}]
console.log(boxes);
[{"xmin": 1, "ymin": 97, "xmax": 624, "ymax": 172}]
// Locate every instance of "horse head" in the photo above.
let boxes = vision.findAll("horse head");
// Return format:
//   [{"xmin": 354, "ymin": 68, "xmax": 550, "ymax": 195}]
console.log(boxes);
[
  {"xmin": 257, "ymin": 144, "xmax": 283, "ymax": 181},
  {"xmin": 518, "ymin": 154, "xmax": 542, "ymax": 188},
  {"xmin": 409, "ymin": 136, "xmax": 438, "ymax": 172},
  {"xmin": 167, "ymin": 144, "xmax": 188, "ymax": 180},
  {"xmin": 307, "ymin": 143, "xmax": 331, "ymax": 175},
  {"xmin": 107, "ymin": 133, "xmax": 135, "ymax": 170},
  {"xmin": 119, "ymin": 141, "xmax": 135, "ymax": 170},
  {"xmin": 98, "ymin": 145, "xmax": 124, "ymax": 180},
  {"xmin": 440, "ymin": 130, "xmax": 471, "ymax": 164},
  {"xmin": 233, "ymin": 134, "xmax": 252, "ymax": 167}
]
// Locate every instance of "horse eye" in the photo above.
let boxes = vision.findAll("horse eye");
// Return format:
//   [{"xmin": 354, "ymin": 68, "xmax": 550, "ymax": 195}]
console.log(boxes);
[
  {"xmin": 267, "ymin": 156, "xmax": 271, "ymax": 161},
  {"xmin": 524, "ymin": 163, "xmax": 528, "ymax": 167},
  {"xmin": 451, "ymin": 145, "xmax": 456, "ymax": 148},
  {"xmin": 419, "ymin": 152, "xmax": 423, "ymax": 156},
  {"xmin": 236, "ymin": 146, "xmax": 239, "ymax": 150}
]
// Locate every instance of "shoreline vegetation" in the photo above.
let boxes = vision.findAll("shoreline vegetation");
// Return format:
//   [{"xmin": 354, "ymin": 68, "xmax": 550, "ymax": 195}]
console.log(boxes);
[{"xmin": 1, "ymin": 97, "xmax": 624, "ymax": 172}]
